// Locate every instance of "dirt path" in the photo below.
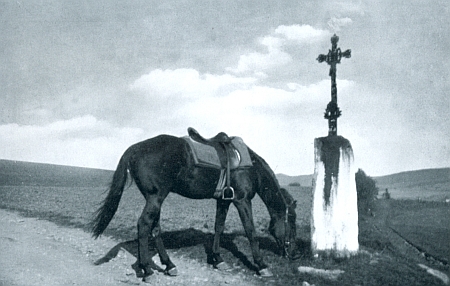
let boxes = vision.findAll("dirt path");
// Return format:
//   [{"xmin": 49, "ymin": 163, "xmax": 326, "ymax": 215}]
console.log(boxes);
[{"xmin": 0, "ymin": 209, "xmax": 261, "ymax": 286}]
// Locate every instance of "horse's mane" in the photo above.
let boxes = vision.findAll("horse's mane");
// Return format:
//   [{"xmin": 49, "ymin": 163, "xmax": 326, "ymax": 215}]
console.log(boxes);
[
  {"xmin": 247, "ymin": 147, "xmax": 290, "ymax": 212},
  {"xmin": 248, "ymin": 147, "xmax": 296, "ymax": 209},
  {"xmin": 248, "ymin": 147, "xmax": 279, "ymax": 185}
]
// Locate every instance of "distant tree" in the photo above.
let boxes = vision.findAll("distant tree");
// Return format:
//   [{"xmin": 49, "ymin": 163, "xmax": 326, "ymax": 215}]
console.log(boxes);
[
  {"xmin": 355, "ymin": 169, "xmax": 379, "ymax": 215},
  {"xmin": 288, "ymin": 182, "xmax": 301, "ymax": 187}
]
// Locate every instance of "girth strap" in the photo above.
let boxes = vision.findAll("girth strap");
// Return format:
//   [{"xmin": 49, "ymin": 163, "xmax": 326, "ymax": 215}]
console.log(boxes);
[
  {"xmin": 186, "ymin": 127, "xmax": 252, "ymax": 200},
  {"xmin": 221, "ymin": 142, "xmax": 234, "ymax": 200},
  {"xmin": 213, "ymin": 143, "xmax": 235, "ymax": 200}
]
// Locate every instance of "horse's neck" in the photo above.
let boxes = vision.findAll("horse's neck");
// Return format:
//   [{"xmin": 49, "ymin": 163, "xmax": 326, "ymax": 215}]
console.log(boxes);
[
  {"xmin": 248, "ymin": 148, "xmax": 286, "ymax": 216},
  {"xmin": 257, "ymin": 186, "xmax": 286, "ymax": 218}
]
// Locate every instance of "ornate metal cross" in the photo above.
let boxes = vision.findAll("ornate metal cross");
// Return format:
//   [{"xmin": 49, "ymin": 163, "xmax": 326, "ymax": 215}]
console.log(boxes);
[{"xmin": 317, "ymin": 34, "xmax": 351, "ymax": 136}]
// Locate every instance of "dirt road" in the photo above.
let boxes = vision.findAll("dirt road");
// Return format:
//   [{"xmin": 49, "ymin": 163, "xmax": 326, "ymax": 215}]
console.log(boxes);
[{"xmin": 0, "ymin": 209, "xmax": 260, "ymax": 286}]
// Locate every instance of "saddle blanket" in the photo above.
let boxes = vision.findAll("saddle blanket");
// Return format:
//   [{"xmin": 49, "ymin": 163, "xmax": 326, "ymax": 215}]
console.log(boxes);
[{"xmin": 182, "ymin": 136, "xmax": 253, "ymax": 169}]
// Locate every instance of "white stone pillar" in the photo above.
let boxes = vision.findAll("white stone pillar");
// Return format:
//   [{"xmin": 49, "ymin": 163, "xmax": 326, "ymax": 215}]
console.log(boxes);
[{"xmin": 311, "ymin": 136, "xmax": 359, "ymax": 258}]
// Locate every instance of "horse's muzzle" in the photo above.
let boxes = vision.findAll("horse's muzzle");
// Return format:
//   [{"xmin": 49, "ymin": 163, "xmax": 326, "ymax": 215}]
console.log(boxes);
[{"xmin": 284, "ymin": 242, "xmax": 302, "ymax": 260}]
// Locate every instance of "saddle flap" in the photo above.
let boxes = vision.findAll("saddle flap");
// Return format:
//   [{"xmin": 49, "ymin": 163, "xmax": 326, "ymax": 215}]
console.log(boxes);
[
  {"xmin": 184, "ymin": 137, "xmax": 221, "ymax": 169},
  {"xmin": 182, "ymin": 136, "xmax": 252, "ymax": 169}
]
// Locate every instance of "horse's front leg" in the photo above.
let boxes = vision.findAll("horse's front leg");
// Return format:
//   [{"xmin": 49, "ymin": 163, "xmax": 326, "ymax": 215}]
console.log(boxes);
[
  {"xmin": 212, "ymin": 199, "xmax": 232, "ymax": 270},
  {"xmin": 234, "ymin": 199, "xmax": 273, "ymax": 277}
]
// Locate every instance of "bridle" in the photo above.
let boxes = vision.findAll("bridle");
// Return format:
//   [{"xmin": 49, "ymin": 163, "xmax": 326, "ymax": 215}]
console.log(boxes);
[{"xmin": 278, "ymin": 188, "xmax": 296, "ymax": 260}]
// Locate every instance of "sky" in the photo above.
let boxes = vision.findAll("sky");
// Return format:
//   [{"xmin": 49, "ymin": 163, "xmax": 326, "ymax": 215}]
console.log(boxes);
[{"xmin": 1, "ymin": 0, "xmax": 449, "ymax": 176}]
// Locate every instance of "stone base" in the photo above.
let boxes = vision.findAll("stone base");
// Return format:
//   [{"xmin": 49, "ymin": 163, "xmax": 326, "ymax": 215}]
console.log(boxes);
[{"xmin": 311, "ymin": 135, "xmax": 359, "ymax": 257}]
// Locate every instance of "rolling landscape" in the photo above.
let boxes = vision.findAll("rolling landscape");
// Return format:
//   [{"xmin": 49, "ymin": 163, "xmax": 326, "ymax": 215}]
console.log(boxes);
[
  {"xmin": 2, "ymin": 160, "xmax": 448, "ymax": 201},
  {"xmin": 0, "ymin": 159, "xmax": 449, "ymax": 285},
  {"xmin": 277, "ymin": 167, "xmax": 450, "ymax": 202}
]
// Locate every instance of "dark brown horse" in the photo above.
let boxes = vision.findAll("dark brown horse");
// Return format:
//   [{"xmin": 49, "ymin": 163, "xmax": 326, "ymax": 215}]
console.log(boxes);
[{"xmin": 90, "ymin": 134, "xmax": 298, "ymax": 282}]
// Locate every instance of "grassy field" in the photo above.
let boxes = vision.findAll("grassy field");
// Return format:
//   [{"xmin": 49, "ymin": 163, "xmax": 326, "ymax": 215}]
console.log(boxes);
[
  {"xmin": 0, "ymin": 160, "xmax": 448, "ymax": 285},
  {"xmin": 388, "ymin": 200, "xmax": 449, "ymax": 265}
]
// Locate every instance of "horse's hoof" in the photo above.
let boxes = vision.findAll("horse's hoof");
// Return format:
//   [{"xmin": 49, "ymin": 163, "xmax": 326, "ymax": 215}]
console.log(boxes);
[
  {"xmin": 165, "ymin": 266, "xmax": 178, "ymax": 276},
  {"xmin": 214, "ymin": 261, "xmax": 232, "ymax": 271},
  {"xmin": 131, "ymin": 263, "xmax": 145, "ymax": 278},
  {"xmin": 289, "ymin": 251, "xmax": 302, "ymax": 261},
  {"xmin": 258, "ymin": 268, "xmax": 273, "ymax": 277},
  {"xmin": 142, "ymin": 274, "xmax": 153, "ymax": 283}
]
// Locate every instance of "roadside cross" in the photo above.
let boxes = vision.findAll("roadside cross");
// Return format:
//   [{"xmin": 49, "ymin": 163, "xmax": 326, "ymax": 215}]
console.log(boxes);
[
  {"xmin": 317, "ymin": 34, "xmax": 351, "ymax": 136},
  {"xmin": 311, "ymin": 34, "xmax": 358, "ymax": 258}
]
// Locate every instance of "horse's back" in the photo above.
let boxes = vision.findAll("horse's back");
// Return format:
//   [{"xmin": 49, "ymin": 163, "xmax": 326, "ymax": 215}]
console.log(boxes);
[
  {"xmin": 130, "ymin": 134, "xmax": 185, "ymax": 153},
  {"xmin": 127, "ymin": 135, "xmax": 188, "ymax": 171}
]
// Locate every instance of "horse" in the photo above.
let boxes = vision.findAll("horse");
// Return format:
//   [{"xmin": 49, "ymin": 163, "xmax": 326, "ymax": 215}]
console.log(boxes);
[{"xmin": 90, "ymin": 133, "xmax": 299, "ymax": 282}]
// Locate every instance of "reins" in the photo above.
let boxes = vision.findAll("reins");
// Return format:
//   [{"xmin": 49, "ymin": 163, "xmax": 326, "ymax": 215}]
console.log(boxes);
[
  {"xmin": 277, "ymin": 188, "xmax": 296, "ymax": 260},
  {"xmin": 250, "ymin": 147, "xmax": 297, "ymax": 259}
]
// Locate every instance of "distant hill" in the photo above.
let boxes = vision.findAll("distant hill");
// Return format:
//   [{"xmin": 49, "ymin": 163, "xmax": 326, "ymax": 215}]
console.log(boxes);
[
  {"xmin": 374, "ymin": 168, "xmax": 450, "ymax": 201},
  {"xmin": 374, "ymin": 168, "xmax": 450, "ymax": 187},
  {"xmin": 276, "ymin": 174, "xmax": 314, "ymax": 187},
  {"xmin": 0, "ymin": 160, "xmax": 113, "ymax": 188},
  {"xmin": 1, "ymin": 160, "xmax": 448, "ymax": 200},
  {"xmin": 276, "ymin": 168, "xmax": 450, "ymax": 201}
]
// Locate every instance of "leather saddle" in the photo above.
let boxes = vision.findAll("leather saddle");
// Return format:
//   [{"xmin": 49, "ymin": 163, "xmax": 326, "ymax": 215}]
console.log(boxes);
[
  {"xmin": 188, "ymin": 127, "xmax": 239, "ymax": 169},
  {"xmin": 188, "ymin": 128, "xmax": 231, "ymax": 144},
  {"xmin": 187, "ymin": 127, "xmax": 238, "ymax": 200}
]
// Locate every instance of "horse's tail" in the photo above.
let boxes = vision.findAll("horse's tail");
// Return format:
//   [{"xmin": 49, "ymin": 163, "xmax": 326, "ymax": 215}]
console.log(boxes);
[{"xmin": 90, "ymin": 149, "xmax": 132, "ymax": 239}]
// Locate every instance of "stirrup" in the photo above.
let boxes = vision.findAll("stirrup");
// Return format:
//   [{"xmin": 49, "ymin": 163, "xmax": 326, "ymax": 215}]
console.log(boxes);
[{"xmin": 222, "ymin": 186, "xmax": 234, "ymax": 200}]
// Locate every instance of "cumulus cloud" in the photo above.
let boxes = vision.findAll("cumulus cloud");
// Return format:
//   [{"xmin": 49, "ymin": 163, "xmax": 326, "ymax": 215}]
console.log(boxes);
[
  {"xmin": 128, "ymin": 67, "xmax": 334, "ymax": 128},
  {"xmin": 324, "ymin": 0, "xmax": 362, "ymax": 33},
  {"xmin": 227, "ymin": 24, "xmax": 329, "ymax": 76},
  {"xmin": 331, "ymin": 0, "xmax": 365, "ymax": 16},
  {"xmin": 275, "ymin": 25, "xmax": 330, "ymax": 43},
  {"xmin": 126, "ymin": 68, "xmax": 260, "ymax": 134},
  {"xmin": 123, "ymin": 65, "xmax": 339, "ymax": 174},
  {"xmin": 327, "ymin": 17, "xmax": 353, "ymax": 32},
  {"xmin": 130, "ymin": 68, "xmax": 257, "ymax": 98},
  {"xmin": 225, "ymin": 39, "xmax": 292, "ymax": 76}
]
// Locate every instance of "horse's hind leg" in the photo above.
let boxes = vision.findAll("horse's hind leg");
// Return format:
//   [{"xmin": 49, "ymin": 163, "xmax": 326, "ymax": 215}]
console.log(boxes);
[
  {"xmin": 152, "ymin": 214, "xmax": 177, "ymax": 276},
  {"xmin": 136, "ymin": 197, "xmax": 167, "ymax": 280}
]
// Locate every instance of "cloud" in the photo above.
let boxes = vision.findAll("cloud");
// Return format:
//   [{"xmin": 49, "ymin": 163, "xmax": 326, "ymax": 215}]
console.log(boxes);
[
  {"xmin": 275, "ymin": 25, "xmax": 330, "ymax": 43},
  {"xmin": 174, "ymin": 77, "xmax": 344, "ymax": 174},
  {"xmin": 331, "ymin": 1, "xmax": 365, "ymax": 16},
  {"xmin": 323, "ymin": 1, "xmax": 362, "ymax": 33},
  {"xmin": 123, "ymin": 66, "xmax": 339, "ymax": 174},
  {"xmin": 130, "ymin": 68, "xmax": 257, "ymax": 98},
  {"xmin": 123, "ymin": 65, "xmax": 373, "ymax": 176},
  {"xmin": 129, "ymin": 67, "xmax": 333, "ymax": 127},
  {"xmin": 0, "ymin": 115, "xmax": 144, "ymax": 169},
  {"xmin": 327, "ymin": 17, "xmax": 353, "ymax": 32},
  {"xmin": 227, "ymin": 24, "xmax": 329, "ymax": 76},
  {"xmin": 225, "ymin": 39, "xmax": 292, "ymax": 76}
]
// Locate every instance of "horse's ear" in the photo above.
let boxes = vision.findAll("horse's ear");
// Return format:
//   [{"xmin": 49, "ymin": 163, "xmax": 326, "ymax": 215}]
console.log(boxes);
[{"xmin": 293, "ymin": 200, "xmax": 297, "ymax": 208}]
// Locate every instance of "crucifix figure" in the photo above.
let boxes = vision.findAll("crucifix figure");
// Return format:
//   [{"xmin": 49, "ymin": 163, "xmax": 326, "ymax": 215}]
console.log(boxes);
[{"xmin": 317, "ymin": 34, "xmax": 351, "ymax": 136}]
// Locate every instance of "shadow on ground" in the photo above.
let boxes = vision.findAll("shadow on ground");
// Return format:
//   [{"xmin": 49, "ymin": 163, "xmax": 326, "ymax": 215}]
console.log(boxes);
[{"xmin": 94, "ymin": 228, "xmax": 311, "ymax": 273}]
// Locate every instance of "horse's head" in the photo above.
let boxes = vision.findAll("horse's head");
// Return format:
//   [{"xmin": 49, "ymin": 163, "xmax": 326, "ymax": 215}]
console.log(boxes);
[
  {"xmin": 268, "ymin": 188, "xmax": 300, "ymax": 260},
  {"xmin": 246, "ymin": 148, "xmax": 302, "ymax": 260}
]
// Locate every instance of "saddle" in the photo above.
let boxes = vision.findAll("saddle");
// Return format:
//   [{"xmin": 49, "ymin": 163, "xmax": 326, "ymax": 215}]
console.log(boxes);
[
  {"xmin": 188, "ymin": 127, "xmax": 232, "ymax": 145},
  {"xmin": 187, "ymin": 127, "xmax": 245, "ymax": 200}
]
